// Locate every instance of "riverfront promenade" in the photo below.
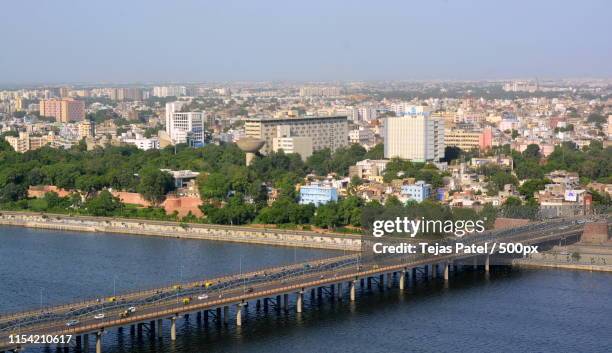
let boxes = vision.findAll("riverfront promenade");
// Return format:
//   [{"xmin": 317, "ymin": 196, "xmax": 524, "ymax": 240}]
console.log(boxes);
[
  {"xmin": 0, "ymin": 217, "xmax": 591, "ymax": 353},
  {"xmin": 0, "ymin": 211, "xmax": 360, "ymax": 250}
]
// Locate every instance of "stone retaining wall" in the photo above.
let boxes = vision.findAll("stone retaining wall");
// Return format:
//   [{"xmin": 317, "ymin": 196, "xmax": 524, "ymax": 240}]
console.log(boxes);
[{"xmin": 0, "ymin": 211, "xmax": 361, "ymax": 251}]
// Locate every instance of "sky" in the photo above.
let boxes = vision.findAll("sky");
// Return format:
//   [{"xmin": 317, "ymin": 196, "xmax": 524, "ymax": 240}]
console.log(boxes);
[{"xmin": 1, "ymin": 0, "xmax": 611, "ymax": 84}]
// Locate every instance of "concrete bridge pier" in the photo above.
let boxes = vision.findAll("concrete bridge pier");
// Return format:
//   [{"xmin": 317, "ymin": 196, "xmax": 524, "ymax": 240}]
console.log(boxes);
[
  {"xmin": 157, "ymin": 319, "xmax": 163, "ymax": 338},
  {"xmin": 216, "ymin": 307, "xmax": 222, "ymax": 321},
  {"xmin": 432, "ymin": 264, "xmax": 438, "ymax": 279},
  {"xmin": 296, "ymin": 289, "xmax": 304, "ymax": 313},
  {"xmin": 283, "ymin": 293, "xmax": 289, "ymax": 310},
  {"xmin": 337, "ymin": 282, "xmax": 343, "ymax": 300},
  {"xmin": 236, "ymin": 303, "xmax": 243, "ymax": 326},
  {"xmin": 95, "ymin": 331, "xmax": 102, "ymax": 353},
  {"xmin": 170, "ymin": 316, "xmax": 177, "ymax": 341},
  {"xmin": 444, "ymin": 262, "xmax": 450, "ymax": 281},
  {"xmin": 399, "ymin": 270, "xmax": 406, "ymax": 290},
  {"xmin": 350, "ymin": 280, "xmax": 356, "ymax": 301},
  {"xmin": 223, "ymin": 306, "xmax": 229, "ymax": 324},
  {"xmin": 379, "ymin": 274, "xmax": 384, "ymax": 289},
  {"xmin": 386, "ymin": 273, "xmax": 392, "ymax": 288}
]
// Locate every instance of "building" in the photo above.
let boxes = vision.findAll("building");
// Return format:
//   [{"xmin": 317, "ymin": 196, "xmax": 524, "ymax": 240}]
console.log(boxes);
[
  {"xmin": 110, "ymin": 88, "xmax": 142, "ymax": 101},
  {"xmin": 39, "ymin": 98, "xmax": 85, "ymax": 122},
  {"xmin": 348, "ymin": 159, "xmax": 389, "ymax": 180},
  {"xmin": 122, "ymin": 136, "xmax": 159, "ymax": 150},
  {"xmin": 4, "ymin": 132, "xmax": 53, "ymax": 153},
  {"xmin": 444, "ymin": 127, "xmax": 492, "ymax": 151},
  {"xmin": 160, "ymin": 169, "xmax": 200, "ymax": 188},
  {"xmin": 78, "ymin": 120, "xmax": 95, "ymax": 139},
  {"xmin": 165, "ymin": 102, "xmax": 208, "ymax": 146},
  {"xmin": 299, "ymin": 183, "xmax": 338, "ymax": 206},
  {"xmin": 153, "ymin": 86, "xmax": 186, "ymax": 97},
  {"xmin": 272, "ymin": 136, "xmax": 313, "ymax": 160},
  {"xmin": 349, "ymin": 127, "xmax": 375, "ymax": 146},
  {"xmin": 384, "ymin": 108, "xmax": 444, "ymax": 162},
  {"xmin": 400, "ymin": 181, "xmax": 432, "ymax": 202},
  {"xmin": 245, "ymin": 116, "xmax": 348, "ymax": 155},
  {"xmin": 299, "ymin": 86, "xmax": 342, "ymax": 97}
]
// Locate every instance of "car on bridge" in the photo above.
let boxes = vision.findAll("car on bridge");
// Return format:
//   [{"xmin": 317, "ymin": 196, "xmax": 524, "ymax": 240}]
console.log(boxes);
[
  {"xmin": 94, "ymin": 313, "xmax": 105, "ymax": 320},
  {"xmin": 197, "ymin": 294, "xmax": 209, "ymax": 300},
  {"xmin": 66, "ymin": 319, "xmax": 79, "ymax": 327}
]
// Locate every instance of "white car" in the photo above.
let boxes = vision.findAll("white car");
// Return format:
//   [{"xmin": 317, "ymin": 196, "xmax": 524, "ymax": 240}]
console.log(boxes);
[
  {"xmin": 94, "ymin": 313, "xmax": 105, "ymax": 320},
  {"xmin": 66, "ymin": 319, "xmax": 79, "ymax": 327},
  {"xmin": 197, "ymin": 294, "xmax": 209, "ymax": 300},
  {"xmin": 127, "ymin": 306, "xmax": 136, "ymax": 313}
]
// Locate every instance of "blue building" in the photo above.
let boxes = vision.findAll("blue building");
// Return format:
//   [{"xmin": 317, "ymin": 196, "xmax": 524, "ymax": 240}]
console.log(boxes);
[
  {"xmin": 299, "ymin": 183, "xmax": 338, "ymax": 206},
  {"xmin": 401, "ymin": 181, "xmax": 432, "ymax": 203}
]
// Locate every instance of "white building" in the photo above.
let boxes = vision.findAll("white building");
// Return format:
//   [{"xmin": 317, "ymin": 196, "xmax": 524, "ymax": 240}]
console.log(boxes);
[
  {"xmin": 349, "ymin": 127, "xmax": 375, "ymax": 146},
  {"xmin": 358, "ymin": 107, "xmax": 378, "ymax": 122},
  {"xmin": 384, "ymin": 107, "xmax": 444, "ymax": 162},
  {"xmin": 165, "ymin": 101, "xmax": 207, "ymax": 146},
  {"xmin": 153, "ymin": 86, "xmax": 187, "ymax": 97}
]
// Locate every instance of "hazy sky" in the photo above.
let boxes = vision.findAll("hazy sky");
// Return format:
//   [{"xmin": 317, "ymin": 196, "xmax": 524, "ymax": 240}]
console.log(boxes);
[{"xmin": 1, "ymin": 0, "xmax": 611, "ymax": 84}]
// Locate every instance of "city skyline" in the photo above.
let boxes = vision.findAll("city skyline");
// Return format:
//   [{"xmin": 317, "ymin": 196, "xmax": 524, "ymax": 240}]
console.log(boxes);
[{"xmin": 2, "ymin": 0, "xmax": 612, "ymax": 84}]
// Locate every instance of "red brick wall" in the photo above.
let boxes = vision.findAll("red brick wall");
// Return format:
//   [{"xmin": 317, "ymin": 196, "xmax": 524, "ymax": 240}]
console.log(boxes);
[
  {"xmin": 28, "ymin": 185, "xmax": 71, "ymax": 198},
  {"xmin": 111, "ymin": 191, "xmax": 151, "ymax": 207},
  {"xmin": 162, "ymin": 196, "xmax": 203, "ymax": 217},
  {"xmin": 493, "ymin": 217, "xmax": 531, "ymax": 230},
  {"xmin": 581, "ymin": 222, "xmax": 610, "ymax": 244}
]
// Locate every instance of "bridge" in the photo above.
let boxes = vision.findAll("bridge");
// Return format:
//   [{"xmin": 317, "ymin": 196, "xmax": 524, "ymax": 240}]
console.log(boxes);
[{"xmin": 0, "ymin": 217, "xmax": 596, "ymax": 353}]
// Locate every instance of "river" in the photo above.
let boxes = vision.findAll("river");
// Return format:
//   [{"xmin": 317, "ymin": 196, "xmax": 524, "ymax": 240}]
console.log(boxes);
[{"xmin": 1, "ymin": 227, "xmax": 610, "ymax": 352}]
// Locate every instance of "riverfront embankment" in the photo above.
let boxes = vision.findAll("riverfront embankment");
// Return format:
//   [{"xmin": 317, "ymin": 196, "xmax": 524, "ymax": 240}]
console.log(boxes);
[
  {"xmin": 513, "ymin": 243, "xmax": 612, "ymax": 272},
  {"xmin": 0, "ymin": 211, "xmax": 360, "ymax": 250}
]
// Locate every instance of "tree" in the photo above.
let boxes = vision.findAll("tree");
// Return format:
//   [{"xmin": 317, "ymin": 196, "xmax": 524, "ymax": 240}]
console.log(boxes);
[
  {"xmin": 198, "ymin": 172, "xmax": 231, "ymax": 200},
  {"xmin": 137, "ymin": 168, "xmax": 174, "ymax": 204},
  {"xmin": 522, "ymin": 144, "xmax": 541, "ymax": 160},
  {"xmin": 443, "ymin": 146, "xmax": 462, "ymax": 162},
  {"xmin": 84, "ymin": 190, "xmax": 123, "ymax": 216},
  {"xmin": 364, "ymin": 143, "xmax": 384, "ymax": 159},
  {"xmin": 519, "ymin": 179, "xmax": 550, "ymax": 200}
]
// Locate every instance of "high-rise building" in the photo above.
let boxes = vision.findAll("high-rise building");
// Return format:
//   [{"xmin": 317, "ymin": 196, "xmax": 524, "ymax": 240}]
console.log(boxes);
[
  {"xmin": 245, "ymin": 116, "xmax": 348, "ymax": 155},
  {"xmin": 384, "ymin": 107, "xmax": 444, "ymax": 162},
  {"xmin": 153, "ymin": 86, "xmax": 187, "ymax": 97},
  {"xmin": 165, "ymin": 102, "xmax": 208, "ymax": 146},
  {"xmin": 39, "ymin": 98, "xmax": 85, "ymax": 122},
  {"xmin": 110, "ymin": 88, "xmax": 143, "ymax": 101}
]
